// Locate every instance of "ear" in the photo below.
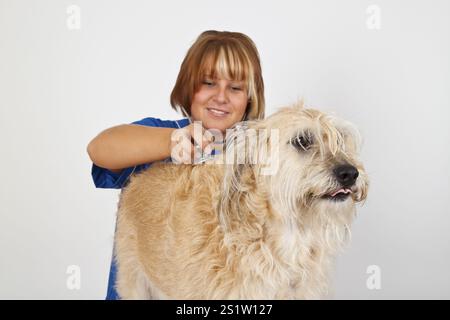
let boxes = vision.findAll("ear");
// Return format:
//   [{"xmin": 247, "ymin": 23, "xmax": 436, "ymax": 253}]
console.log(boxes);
[{"xmin": 217, "ymin": 122, "xmax": 259, "ymax": 230}]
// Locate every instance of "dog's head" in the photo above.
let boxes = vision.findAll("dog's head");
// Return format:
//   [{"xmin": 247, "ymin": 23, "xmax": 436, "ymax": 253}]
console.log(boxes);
[{"xmin": 219, "ymin": 101, "xmax": 369, "ymax": 229}]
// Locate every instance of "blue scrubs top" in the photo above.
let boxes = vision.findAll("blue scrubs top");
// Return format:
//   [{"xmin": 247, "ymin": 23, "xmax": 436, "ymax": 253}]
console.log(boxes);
[{"xmin": 91, "ymin": 117, "xmax": 190, "ymax": 299}]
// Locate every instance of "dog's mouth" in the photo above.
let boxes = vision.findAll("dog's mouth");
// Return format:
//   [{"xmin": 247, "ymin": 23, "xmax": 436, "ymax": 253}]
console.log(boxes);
[{"xmin": 321, "ymin": 188, "xmax": 353, "ymax": 202}]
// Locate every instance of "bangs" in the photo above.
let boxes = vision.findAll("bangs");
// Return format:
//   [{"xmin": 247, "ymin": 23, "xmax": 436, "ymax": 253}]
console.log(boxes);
[{"xmin": 197, "ymin": 43, "xmax": 254, "ymax": 89}]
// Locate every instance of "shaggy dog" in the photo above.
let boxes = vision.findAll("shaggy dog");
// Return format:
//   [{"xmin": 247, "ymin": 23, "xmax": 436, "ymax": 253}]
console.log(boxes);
[{"xmin": 114, "ymin": 102, "xmax": 369, "ymax": 299}]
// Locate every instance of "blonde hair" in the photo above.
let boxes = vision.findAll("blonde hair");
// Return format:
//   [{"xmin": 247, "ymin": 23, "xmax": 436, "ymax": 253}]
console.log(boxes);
[{"xmin": 170, "ymin": 30, "xmax": 265, "ymax": 121}]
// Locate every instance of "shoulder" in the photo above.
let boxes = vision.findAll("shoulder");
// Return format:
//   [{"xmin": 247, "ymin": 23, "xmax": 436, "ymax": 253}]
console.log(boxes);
[{"xmin": 131, "ymin": 117, "xmax": 190, "ymax": 128}]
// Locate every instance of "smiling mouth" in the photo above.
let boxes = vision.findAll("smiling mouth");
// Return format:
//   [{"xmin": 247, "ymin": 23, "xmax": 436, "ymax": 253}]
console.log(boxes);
[
  {"xmin": 321, "ymin": 188, "xmax": 353, "ymax": 201},
  {"xmin": 207, "ymin": 108, "xmax": 230, "ymax": 117}
]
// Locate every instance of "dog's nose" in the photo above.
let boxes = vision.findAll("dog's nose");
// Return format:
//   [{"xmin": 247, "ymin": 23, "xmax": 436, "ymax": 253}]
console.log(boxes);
[{"xmin": 333, "ymin": 164, "xmax": 359, "ymax": 187}]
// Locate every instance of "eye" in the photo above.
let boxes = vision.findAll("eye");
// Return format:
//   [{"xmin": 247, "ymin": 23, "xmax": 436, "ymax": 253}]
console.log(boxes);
[
  {"xmin": 290, "ymin": 132, "xmax": 313, "ymax": 151},
  {"xmin": 203, "ymin": 80, "xmax": 214, "ymax": 86},
  {"xmin": 231, "ymin": 86, "xmax": 242, "ymax": 91}
]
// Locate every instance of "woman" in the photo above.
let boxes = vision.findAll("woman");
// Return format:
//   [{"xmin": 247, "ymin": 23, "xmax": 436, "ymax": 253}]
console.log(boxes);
[{"xmin": 87, "ymin": 30, "xmax": 265, "ymax": 299}]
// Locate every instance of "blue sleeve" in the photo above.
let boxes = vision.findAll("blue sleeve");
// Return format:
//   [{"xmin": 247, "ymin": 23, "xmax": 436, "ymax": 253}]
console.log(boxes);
[
  {"xmin": 90, "ymin": 117, "xmax": 189, "ymax": 189},
  {"xmin": 131, "ymin": 117, "xmax": 189, "ymax": 128},
  {"xmin": 91, "ymin": 163, "xmax": 149, "ymax": 189}
]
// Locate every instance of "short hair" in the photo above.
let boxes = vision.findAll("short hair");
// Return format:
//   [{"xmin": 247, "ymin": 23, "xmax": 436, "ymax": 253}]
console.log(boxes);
[{"xmin": 170, "ymin": 30, "xmax": 265, "ymax": 121}]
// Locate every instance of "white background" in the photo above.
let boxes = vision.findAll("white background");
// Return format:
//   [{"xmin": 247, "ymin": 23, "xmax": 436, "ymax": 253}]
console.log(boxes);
[{"xmin": 1, "ymin": 0, "xmax": 449, "ymax": 299}]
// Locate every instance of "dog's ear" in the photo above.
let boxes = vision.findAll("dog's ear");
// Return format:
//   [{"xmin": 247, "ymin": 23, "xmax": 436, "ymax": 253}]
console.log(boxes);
[
  {"xmin": 218, "ymin": 122, "xmax": 261, "ymax": 230},
  {"xmin": 223, "ymin": 122, "xmax": 259, "ymax": 166}
]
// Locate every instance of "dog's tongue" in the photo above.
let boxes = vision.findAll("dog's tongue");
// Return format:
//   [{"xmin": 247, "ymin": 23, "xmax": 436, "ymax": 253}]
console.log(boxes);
[{"xmin": 330, "ymin": 188, "xmax": 352, "ymax": 197}]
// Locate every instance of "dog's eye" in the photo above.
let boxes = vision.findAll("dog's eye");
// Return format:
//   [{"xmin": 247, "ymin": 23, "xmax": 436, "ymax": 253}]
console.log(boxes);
[{"xmin": 291, "ymin": 133, "xmax": 313, "ymax": 151}]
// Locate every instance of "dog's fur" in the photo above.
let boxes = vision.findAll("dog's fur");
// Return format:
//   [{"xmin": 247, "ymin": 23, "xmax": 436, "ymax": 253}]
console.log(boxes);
[{"xmin": 114, "ymin": 102, "xmax": 369, "ymax": 299}]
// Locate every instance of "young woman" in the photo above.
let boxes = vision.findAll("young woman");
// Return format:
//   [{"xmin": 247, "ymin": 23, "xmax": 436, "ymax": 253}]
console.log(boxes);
[{"xmin": 87, "ymin": 30, "xmax": 265, "ymax": 299}]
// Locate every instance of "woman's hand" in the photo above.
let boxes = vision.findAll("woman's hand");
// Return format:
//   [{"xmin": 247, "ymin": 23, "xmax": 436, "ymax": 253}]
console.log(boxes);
[{"xmin": 170, "ymin": 122, "xmax": 216, "ymax": 164}]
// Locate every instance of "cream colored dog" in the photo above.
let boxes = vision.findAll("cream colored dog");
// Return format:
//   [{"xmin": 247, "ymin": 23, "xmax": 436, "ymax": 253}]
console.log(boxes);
[{"xmin": 114, "ymin": 102, "xmax": 369, "ymax": 299}]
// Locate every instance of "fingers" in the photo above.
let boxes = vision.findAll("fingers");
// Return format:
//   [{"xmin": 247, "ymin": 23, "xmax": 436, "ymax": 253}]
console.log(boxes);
[
  {"xmin": 170, "ymin": 129, "xmax": 193, "ymax": 164},
  {"xmin": 170, "ymin": 123, "xmax": 223, "ymax": 164},
  {"xmin": 189, "ymin": 122, "xmax": 213, "ymax": 151}
]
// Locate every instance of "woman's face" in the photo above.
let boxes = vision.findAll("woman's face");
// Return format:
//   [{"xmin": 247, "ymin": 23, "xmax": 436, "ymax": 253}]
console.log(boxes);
[{"xmin": 190, "ymin": 75, "xmax": 249, "ymax": 133}]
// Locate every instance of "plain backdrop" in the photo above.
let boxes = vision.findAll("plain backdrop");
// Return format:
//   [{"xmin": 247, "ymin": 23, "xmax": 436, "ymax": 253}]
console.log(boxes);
[{"xmin": 1, "ymin": 0, "xmax": 449, "ymax": 299}]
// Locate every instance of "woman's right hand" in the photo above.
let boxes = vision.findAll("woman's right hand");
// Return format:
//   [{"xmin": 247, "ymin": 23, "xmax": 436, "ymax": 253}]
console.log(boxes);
[{"xmin": 170, "ymin": 122, "xmax": 215, "ymax": 164}]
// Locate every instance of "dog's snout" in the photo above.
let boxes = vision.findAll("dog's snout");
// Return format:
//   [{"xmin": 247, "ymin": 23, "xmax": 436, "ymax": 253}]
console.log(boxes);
[{"xmin": 333, "ymin": 164, "xmax": 359, "ymax": 187}]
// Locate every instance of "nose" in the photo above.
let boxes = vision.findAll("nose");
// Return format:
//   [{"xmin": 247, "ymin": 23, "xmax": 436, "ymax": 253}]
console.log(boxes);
[
  {"xmin": 333, "ymin": 164, "xmax": 359, "ymax": 187},
  {"xmin": 214, "ymin": 85, "xmax": 227, "ymax": 103}
]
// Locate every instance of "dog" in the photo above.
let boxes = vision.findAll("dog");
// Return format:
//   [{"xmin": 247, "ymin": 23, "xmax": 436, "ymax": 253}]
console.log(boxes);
[{"xmin": 114, "ymin": 102, "xmax": 369, "ymax": 299}]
